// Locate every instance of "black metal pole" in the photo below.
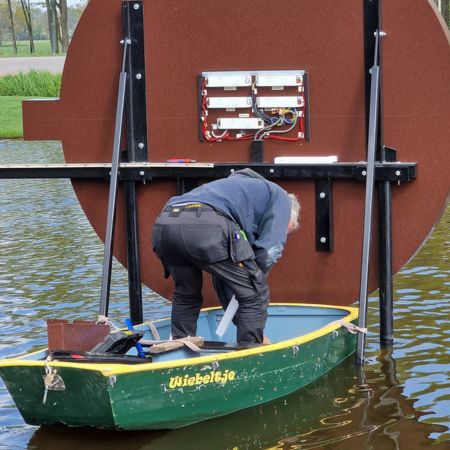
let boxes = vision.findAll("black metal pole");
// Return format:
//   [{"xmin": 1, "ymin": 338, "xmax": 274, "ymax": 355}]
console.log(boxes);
[
  {"xmin": 122, "ymin": 0, "xmax": 148, "ymax": 325},
  {"xmin": 378, "ymin": 147, "xmax": 394, "ymax": 345},
  {"xmin": 364, "ymin": 0, "xmax": 394, "ymax": 346},
  {"xmin": 124, "ymin": 180, "xmax": 143, "ymax": 323},
  {"xmin": 375, "ymin": 0, "xmax": 394, "ymax": 346}
]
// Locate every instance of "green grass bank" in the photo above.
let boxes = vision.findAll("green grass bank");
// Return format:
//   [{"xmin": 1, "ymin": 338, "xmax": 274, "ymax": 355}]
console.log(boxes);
[
  {"xmin": 0, "ymin": 70, "xmax": 61, "ymax": 138},
  {"xmin": 0, "ymin": 41, "xmax": 65, "ymax": 58},
  {"xmin": 0, "ymin": 96, "xmax": 33, "ymax": 139},
  {"xmin": 0, "ymin": 70, "xmax": 61, "ymax": 97}
]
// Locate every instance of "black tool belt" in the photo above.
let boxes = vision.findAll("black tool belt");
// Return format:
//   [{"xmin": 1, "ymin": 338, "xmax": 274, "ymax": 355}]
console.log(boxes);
[{"xmin": 164, "ymin": 203, "xmax": 216, "ymax": 217}]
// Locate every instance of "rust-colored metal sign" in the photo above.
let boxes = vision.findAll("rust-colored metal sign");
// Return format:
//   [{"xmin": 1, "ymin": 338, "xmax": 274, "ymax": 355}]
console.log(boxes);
[{"xmin": 23, "ymin": 0, "xmax": 450, "ymax": 306}]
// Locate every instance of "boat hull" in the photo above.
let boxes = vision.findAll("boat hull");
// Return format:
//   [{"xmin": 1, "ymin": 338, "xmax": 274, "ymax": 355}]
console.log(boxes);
[{"xmin": 0, "ymin": 304, "xmax": 358, "ymax": 429}]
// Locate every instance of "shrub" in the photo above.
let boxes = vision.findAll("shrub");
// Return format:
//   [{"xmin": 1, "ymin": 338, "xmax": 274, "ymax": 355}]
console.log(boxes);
[{"xmin": 0, "ymin": 70, "xmax": 61, "ymax": 97}]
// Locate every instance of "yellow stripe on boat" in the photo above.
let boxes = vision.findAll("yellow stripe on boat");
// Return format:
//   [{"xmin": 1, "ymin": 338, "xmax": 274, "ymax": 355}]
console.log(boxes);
[{"xmin": 0, "ymin": 303, "xmax": 358, "ymax": 376}]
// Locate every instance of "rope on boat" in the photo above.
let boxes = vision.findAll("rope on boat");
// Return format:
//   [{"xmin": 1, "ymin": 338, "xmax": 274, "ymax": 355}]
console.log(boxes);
[
  {"xmin": 144, "ymin": 336, "xmax": 204, "ymax": 354},
  {"xmin": 42, "ymin": 356, "xmax": 66, "ymax": 405},
  {"xmin": 335, "ymin": 320, "xmax": 367, "ymax": 335},
  {"xmin": 96, "ymin": 315, "xmax": 121, "ymax": 331},
  {"xmin": 145, "ymin": 321, "xmax": 161, "ymax": 340},
  {"xmin": 97, "ymin": 315, "xmax": 162, "ymax": 341}
]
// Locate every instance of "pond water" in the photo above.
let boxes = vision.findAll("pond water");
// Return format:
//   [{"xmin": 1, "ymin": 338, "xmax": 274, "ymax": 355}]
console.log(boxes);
[{"xmin": 0, "ymin": 140, "xmax": 448, "ymax": 449}]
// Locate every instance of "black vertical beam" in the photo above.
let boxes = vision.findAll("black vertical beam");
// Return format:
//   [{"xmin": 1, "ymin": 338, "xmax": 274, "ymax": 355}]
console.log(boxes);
[
  {"xmin": 315, "ymin": 178, "xmax": 333, "ymax": 252},
  {"xmin": 123, "ymin": 0, "xmax": 148, "ymax": 161},
  {"xmin": 375, "ymin": 1, "xmax": 394, "ymax": 346},
  {"xmin": 124, "ymin": 180, "xmax": 142, "ymax": 324},
  {"xmin": 122, "ymin": 0, "xmax": 147, "ymax": 325},
  {"xmin": 303, "ymin": 71, "xmax": 311, "ymax": 141},
  {"xmin": 251, "ymin": 141, "xmax": 264, "ymax": 162},
  {"xmin": 378, "ymin": 146, "xmax": 394, "ymax": 345},
  {"xmin": 176, "ymin": 177, "xmax": 200, "ymax": 195},
  {"xmin": 378, "ymin": 172, "xmax": 394, "ymax": 344},
  {"xmin": 197, "ymin": 75, "xmax": 205, "ymax": 143},
  {"xmin": 363, "ymin": 0, "xmax": 379, "ymax": 130}
]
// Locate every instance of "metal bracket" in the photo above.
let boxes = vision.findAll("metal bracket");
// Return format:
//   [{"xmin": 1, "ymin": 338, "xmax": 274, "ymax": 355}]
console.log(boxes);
[
  {"xmin": 315, "ymin": 178, "xmax": 333, "ymax": 252},
  {"xmin": 382, "ymin": 145, "xmax": 397, "ymax": 162}
]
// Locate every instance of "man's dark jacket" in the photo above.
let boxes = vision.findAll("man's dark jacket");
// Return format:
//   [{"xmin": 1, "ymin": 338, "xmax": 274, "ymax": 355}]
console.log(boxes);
[{"xmin": 165, "ymin": 169, "xmax": 291, "ymax": 273}]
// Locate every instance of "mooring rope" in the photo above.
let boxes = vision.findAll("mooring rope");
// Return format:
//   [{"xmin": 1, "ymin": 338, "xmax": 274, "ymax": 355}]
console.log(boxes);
[{"xmin": 335, "ymin": 319, "xmax": 367, "ymax": 334}]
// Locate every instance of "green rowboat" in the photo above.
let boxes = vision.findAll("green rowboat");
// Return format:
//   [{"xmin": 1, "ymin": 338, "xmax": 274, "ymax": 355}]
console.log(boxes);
[{"xmin": 0, "ymin": 303, "xmax": 358, "ymax": 430}]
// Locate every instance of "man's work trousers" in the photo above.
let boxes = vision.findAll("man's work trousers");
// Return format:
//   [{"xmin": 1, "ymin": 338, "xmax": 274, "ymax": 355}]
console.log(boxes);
[{"xmin": 151, "ymin": 205, "xmax": 269, "ymax": 345}]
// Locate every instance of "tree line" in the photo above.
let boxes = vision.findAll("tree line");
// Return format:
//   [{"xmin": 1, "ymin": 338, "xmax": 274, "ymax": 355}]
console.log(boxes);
[
  {"xmin": 1, "ymin": 0, "xmax": 87, "ymax": 55},
  {"xmin": 433, "ymin": 0, "xmax": 450, "ymax": 27},
  {"xmin": 1, "ymin": 1, "xmax": 448, "ymax": 57}
]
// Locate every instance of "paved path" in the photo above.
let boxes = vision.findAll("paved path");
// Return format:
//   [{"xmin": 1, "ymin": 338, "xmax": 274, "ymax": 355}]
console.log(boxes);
[{"xmin": 0, "ymin": 56, "xmax": 66, "ymax": 76}]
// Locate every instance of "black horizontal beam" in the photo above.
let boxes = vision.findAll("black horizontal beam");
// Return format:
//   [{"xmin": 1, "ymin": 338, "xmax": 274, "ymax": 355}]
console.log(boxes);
[{"xmin": 0, "ymin": 162, "xmax": 416, "ymax": 183}]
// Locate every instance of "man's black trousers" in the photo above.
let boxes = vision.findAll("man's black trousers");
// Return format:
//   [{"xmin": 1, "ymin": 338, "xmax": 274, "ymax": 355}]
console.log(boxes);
[{"xmin": 151, "ymin": 204, "xmax": 269, "ymax": 345}]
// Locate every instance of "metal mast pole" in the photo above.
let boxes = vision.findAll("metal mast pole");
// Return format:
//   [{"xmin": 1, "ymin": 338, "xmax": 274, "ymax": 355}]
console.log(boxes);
[
  {"xmin": 356, "ymin": 31, "xmax": 382, "ymax": 365},
  {"xmin": 99, "ymin": 40, "xmax": 129, "ymax": 318}
]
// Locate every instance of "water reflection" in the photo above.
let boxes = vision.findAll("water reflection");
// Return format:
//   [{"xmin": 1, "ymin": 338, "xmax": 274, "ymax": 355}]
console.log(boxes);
[
  {"xmin": 296, "ymin": 348, "xmax": 449, "ymax": 450},
  {"xmin": 369, "ymin": 205, "xmax": 450, "ymax": 445},
  {"xmin": 0, "ymin": 140, "xmax": 449, "ymax": 449}
]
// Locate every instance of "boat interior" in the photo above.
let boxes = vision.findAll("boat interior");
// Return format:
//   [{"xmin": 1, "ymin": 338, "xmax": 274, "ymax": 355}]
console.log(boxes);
[{"xmin": 18, "ymin": 305, "xmax": 351, "ymax": 364}]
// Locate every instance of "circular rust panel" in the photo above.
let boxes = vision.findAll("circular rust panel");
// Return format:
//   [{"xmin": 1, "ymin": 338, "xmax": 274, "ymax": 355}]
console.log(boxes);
[{"xmin": 23, "ymin": 0, "xmax": 450, "ymax": 306}]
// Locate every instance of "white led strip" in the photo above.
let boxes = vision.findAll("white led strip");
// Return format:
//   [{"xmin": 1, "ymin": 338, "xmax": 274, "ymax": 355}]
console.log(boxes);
[
  {"xmin": 207, "ymin": 97, "xmax": 252, "ymax": 109},
  {"xmin": 216, "ymin": 118, "xmax": 264, "ymax": 130},
  {"xmin": 255, "ymin": 75, "xmax": 303, "ymax": 87},
  {"xmin": 205, "ymin": 75, "xmax": 251, "ymax": 88},
  {"xmin": 256, "ymin": 96, "xmax": 304, "ymax": 108}
]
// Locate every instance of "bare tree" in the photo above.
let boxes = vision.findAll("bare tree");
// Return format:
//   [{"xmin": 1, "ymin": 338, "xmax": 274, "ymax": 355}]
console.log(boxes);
[
  {"xmin": 20, "ymin": 0, "xmax": 35, "ymax": 53},
  {"xmin": 55, "ymin": 0, "xmax": 69, "ymax": 52},
  {"xmin": 443, "ymin": 0, "xmax": 450, "ymax": 27},
  {"xmin": 435, "ymin": 0, "xmax": 450, "ymax": 28},
  {"xmin": 6, "ymin": 0, "xmax": 18, "ymax": 55},
  {"xmin": 45, "ymin": 0, "xmax": 59, "ymax": 54}
]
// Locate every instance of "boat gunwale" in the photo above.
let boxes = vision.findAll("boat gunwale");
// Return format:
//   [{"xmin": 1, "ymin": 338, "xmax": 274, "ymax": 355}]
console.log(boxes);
[{"xmin": 0, "ymin": 303, "xmax": 358, "ymax": 376}]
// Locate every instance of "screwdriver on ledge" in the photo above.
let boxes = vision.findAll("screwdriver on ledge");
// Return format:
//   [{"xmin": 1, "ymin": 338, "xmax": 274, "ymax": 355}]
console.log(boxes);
[{"xmin": 166, "ymin": 158, "xmax": 197, "ymax": 163}]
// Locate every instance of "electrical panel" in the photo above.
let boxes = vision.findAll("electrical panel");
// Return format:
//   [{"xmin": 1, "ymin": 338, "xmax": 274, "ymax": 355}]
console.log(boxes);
[{"xmin": 199, "ymin": 70, "xmax": 308, "ymax": 143}]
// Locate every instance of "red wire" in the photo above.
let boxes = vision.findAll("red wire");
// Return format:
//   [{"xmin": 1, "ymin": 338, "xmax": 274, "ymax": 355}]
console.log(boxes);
[
  {"xmin": 226, "ymin": 134, "xmax": 254, "ymax": 141},
  {"xmin": 299, "ymin": 108, "xmax": 304, "ymax": 138},
  {"xmin": 269, "ymin": 135, "xmax": 301, "ymax": 142},
  {"xmin": 201, "ymin": 79, "xmax": 220, "ymax": 142}
]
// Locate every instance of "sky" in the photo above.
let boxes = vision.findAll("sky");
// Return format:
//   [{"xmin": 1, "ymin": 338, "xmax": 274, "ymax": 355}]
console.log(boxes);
[{"xmin": 67, "ymin": 0, "xmax": 88, "ymax": 5}]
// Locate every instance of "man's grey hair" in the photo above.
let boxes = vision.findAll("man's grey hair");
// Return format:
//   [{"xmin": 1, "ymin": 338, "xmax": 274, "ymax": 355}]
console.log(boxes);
[{"xmin": 288, "ymin": 193, "xmax": 301, "ymax": 231}]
